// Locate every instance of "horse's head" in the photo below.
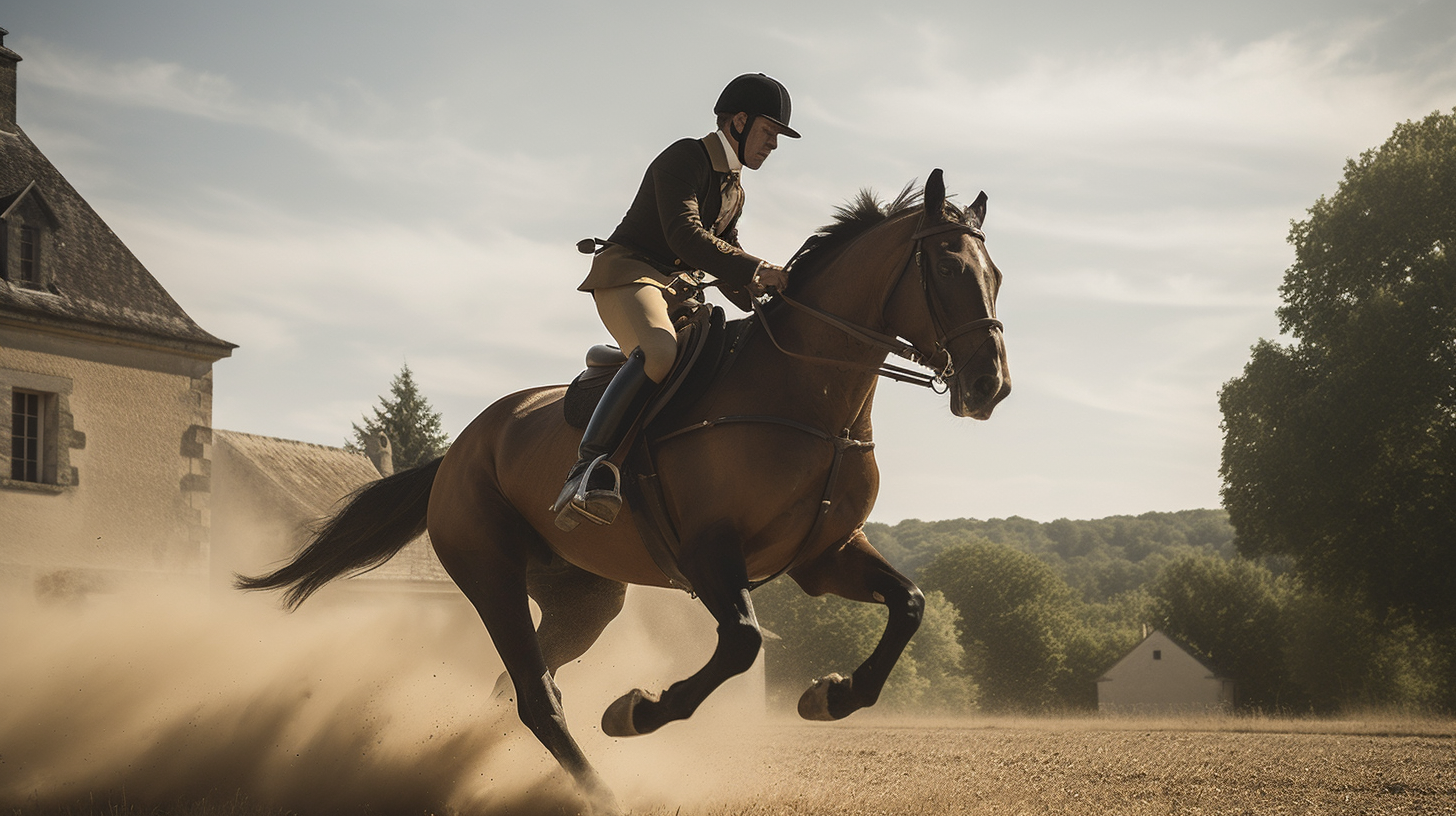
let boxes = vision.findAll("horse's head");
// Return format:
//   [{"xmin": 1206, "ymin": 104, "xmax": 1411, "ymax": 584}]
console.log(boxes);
[{"xmin": 893, "ymin": 169, "xmax": 1011, "ymax": 419}]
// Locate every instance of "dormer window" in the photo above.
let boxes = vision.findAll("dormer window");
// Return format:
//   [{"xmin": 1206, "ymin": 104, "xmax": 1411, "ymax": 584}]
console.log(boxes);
[{"xmin": 1, "ymin": 181, "xmax": 61, "ymax": 289}]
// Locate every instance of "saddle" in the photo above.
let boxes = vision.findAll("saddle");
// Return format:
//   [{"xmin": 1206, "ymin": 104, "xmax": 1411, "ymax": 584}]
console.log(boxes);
[{"xmin": 562, "ymin": 301, "xmax": 735, "ymax": 432}]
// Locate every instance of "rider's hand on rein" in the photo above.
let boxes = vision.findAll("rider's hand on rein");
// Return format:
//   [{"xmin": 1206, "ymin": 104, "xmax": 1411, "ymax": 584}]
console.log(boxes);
[{"xmin": 751, "ymin": 262, "xmax": 789, "ymax": 295}]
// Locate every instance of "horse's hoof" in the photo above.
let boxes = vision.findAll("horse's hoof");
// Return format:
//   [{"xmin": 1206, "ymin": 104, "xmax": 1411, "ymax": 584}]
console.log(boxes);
[
  {"xmin": 798, "ymin": 673, "xmax": 851, "ymax": 721},
  {"xmin": 580, "ymin": 777, "xmax": 623, "ymax": 816},
  {"xmin": 601, "ymin": 688, "xmax": 659, "ymax": 737}
]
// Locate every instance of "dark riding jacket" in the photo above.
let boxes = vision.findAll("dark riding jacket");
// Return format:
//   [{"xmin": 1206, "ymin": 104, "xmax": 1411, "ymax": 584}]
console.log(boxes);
[{"xmin": 578, "ymin": 133, "xmax": 763, "ymax": 299}]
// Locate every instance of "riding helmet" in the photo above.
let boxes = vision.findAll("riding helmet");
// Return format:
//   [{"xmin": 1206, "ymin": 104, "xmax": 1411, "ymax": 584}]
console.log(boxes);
[{"xmin": 714, "ymin": 73, "xmax": 801, "ymax": 138}]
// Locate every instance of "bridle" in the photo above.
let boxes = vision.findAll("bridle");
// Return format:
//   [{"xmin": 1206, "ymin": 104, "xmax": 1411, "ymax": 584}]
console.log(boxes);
[{"xmin": 748, "ymin": 212, "xmax": 1004, "ymax": 391}]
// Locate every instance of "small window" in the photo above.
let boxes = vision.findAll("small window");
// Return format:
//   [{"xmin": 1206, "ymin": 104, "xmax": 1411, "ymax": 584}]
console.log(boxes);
[
  {"xmin": 1153, "ymin": 649, "xmax": 1162, "ymax": 660},
  {"xmin": 18, "ymin": 225, "xmax": 39, "ymax": 285},
  {"xmin": 11, "ymin": 389, "xmax": 44, "ymax": 482}
]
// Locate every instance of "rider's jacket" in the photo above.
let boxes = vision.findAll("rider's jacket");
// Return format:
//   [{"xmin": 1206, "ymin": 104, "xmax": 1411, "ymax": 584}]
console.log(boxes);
[{"xmin": 578, "ymin": 132, "xmax": 763, "ymax": 301}]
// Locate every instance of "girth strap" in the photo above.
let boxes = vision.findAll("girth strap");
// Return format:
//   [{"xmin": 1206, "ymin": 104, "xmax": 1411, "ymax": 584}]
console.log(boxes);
[{"xmin": 629, "ymin": 414, "xmax": 876, "ymax": 594}]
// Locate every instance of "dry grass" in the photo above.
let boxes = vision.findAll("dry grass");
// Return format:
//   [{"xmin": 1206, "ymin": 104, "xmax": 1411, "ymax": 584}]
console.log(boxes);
[
  {"xmin": 10, "ymin": 716, "xmax": 1453, "ymax": 816},
  {"xmin": 633, "ymin": 715, "xmax": 1456, "ymax": 816}
]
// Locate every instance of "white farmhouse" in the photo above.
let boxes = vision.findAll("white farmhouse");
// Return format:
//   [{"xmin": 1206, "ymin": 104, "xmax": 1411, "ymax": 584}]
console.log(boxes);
[{"xmin": 1097, "ymin": 630, "xmax": 1235, "ymax": 714}]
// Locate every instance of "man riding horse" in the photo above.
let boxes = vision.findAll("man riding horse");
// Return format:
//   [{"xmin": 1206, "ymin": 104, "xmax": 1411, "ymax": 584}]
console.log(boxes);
[{"xmin": 551, "ymin": 73, "xmax": 799, "ymax": 531}]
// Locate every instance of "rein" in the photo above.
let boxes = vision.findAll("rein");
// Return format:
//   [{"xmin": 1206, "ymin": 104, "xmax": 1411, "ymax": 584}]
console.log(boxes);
[{"xmin": 748, "ymin": 215, "xmax": 1003, "ymax": 391}]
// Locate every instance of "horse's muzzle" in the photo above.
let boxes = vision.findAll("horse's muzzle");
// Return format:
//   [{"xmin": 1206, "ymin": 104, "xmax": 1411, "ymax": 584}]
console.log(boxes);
[{"xmin": 951, "ymin": 371, "xmax": 1010, "ymax": 420}]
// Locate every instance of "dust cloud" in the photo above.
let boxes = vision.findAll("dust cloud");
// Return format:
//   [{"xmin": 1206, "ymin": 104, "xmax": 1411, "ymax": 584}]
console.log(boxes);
[{"xmin": 0, "ymin": 578, "xmax": 763, "ymax": 814}]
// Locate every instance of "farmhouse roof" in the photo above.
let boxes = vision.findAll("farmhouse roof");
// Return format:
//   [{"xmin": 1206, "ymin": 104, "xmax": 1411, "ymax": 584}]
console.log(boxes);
[
  {"xmin": 0, "ymin": 112, "xmax": 235, "ymax": 359},
  {"xmin": 1099, "ymin": 629, "xmax": 1229, "ymax": 682},
  {"xmin": 214, "ymin": 430, "xmax": 449, "ymax": 584}
]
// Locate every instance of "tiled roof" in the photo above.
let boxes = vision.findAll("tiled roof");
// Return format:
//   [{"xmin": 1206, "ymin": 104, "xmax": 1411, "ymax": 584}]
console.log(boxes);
[
  {"xmin": 0, "ymin": 126, "xmax": 235, "ymax": 358},
  {"xmin": 214, "ymin": 430, "xmax": 449, "ymax": 585}
]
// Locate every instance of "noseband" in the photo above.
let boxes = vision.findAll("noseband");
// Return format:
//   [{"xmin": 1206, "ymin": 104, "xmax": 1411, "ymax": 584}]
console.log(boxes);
[{"xmin": 752, "ymin": 214, "xmax": 1004, "ymax": 390}]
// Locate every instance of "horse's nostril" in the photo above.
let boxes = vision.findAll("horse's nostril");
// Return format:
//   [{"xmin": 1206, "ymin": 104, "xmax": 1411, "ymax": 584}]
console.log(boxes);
[{"xmin": 972, "ymin": 375, "xmax": 1000, "ymax": 399}]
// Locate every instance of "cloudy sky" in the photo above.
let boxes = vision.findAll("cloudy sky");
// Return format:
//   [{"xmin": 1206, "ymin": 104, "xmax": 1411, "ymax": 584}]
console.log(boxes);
[{"xmin": 4, "ymin": 1, "xmax": 1454, "ymax": 524}]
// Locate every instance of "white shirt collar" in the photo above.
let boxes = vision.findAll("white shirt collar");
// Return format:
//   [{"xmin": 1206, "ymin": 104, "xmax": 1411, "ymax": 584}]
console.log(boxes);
[{"xmin": 714, "ymin": 128, "xmax": 743, "ymax": 173}]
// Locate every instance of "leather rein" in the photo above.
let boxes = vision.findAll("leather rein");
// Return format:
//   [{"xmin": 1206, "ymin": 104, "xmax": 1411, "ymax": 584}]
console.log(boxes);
[{"xmin": 748, "ymin": 214, "xmax": 1004, "ymax": 391}]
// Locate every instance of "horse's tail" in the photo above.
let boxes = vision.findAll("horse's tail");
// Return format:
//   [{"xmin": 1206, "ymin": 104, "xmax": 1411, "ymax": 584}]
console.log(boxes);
[{"xmin": 234, "ymin": 457, "xmax": 443, "ymax": 610}]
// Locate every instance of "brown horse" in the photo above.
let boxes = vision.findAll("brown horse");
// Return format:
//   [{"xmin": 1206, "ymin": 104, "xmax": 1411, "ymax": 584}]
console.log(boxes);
[{"xmin": 237, "ymin": 169, "xmax": 1010, "ymax": 814}]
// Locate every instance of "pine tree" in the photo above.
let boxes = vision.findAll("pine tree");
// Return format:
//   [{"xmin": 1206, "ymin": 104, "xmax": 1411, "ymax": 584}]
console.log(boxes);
[{"xmin": 347, "ymin": 363, "xmax": 450, "ymax": 470}]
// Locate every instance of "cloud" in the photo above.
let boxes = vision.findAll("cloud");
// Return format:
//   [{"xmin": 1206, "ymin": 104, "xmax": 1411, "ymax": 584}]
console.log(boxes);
[
  {"xmin": 857, "ymin": 24, "xmax": 1456, "ymax": 162},
  {"xmin": 20, "ymin": 38, "xmax": 594, "ymax": 216}
]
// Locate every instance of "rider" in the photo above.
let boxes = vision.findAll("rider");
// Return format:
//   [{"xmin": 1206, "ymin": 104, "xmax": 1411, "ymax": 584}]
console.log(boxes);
[{"xmin": 552, "ymin": 73, "xmax": 800, "ymax": 531}]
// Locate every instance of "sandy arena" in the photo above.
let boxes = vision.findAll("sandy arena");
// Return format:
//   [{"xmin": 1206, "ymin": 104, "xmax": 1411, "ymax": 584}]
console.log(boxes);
[{"xmin": 2, "ymin": 589, "xmax": 1453, "ymax": 815}]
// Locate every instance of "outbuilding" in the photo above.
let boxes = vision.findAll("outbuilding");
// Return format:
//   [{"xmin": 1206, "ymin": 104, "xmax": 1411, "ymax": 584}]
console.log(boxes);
[{"xmin": 1097, "ymin": 630, "xmax": 1235, "ymax": 714}]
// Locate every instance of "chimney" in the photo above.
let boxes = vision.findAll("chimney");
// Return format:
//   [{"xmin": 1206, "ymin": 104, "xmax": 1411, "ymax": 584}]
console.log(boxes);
[
  {"xmin": 0, "ymin": 28, "xmax": 19, "ymax": 133},
  {"xmin": 365, "ymin": 432, "xmax": 394, "ymax": 477}
]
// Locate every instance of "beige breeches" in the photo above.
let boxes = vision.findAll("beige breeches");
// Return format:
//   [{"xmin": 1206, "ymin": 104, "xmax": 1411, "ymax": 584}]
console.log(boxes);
[{"xmin": 592, "ymin": 283, "xmax": 678, "ymax": 383}]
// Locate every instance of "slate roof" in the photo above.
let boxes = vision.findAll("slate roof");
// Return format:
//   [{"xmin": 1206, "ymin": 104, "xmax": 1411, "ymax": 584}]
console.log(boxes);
[
  {"xmin": 214, "ymin": 430, "xmax": 450, "ymax": 585},
  {"xmin": 0, "ymin": 121, "xmax": 235, "ymax": 359}
]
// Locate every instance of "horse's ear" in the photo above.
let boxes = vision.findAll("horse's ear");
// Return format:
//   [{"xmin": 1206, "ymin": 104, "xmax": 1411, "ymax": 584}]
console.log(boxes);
[
  {"xmin": 924, "ymin": 169, "xmax": 946, "ymax": 220},
  {"xmin": 968, "ymin": 191, "xmax": 988, "ymax": 228}
]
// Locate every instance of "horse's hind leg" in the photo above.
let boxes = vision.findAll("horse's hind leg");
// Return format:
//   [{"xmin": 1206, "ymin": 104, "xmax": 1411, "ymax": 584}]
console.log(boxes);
[
  {"xmin": 530, "ymin": 561, "xmax": 627, "ymax": 673},
  {"xmin": 787, "ymin": 528, "xmax": 924, "ymax": 720},
  {"xmin": 601, "ymin": 530, "xmax": 762, "ymax": 737},
  {"xmin": 431, "ymin": 505, "xmax": 620, "ymax": 814},
  {"xmin": 490, "ymin": 560, "xmax": 627, "ymax": 697}
]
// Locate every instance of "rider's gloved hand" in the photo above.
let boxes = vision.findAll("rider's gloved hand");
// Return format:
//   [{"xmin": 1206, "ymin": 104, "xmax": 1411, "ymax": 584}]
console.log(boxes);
[{"xmin": 751, "ymin": 262, "xmax": 789, "ymax": 295}]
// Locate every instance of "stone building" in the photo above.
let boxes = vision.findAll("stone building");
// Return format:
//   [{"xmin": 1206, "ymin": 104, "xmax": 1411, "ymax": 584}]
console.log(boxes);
[
  {"xmin": 1097, "ymin": 630, "xmax": 1236, "ymax": 714},
  {"xmin": 0, "ymin": 30, "xmax": 235, "ymax": 595}
]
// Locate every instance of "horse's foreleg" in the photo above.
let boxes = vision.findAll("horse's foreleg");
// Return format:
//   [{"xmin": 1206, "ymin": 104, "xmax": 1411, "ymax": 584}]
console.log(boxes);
[
  {"xmin": 601, "ymin": 531, "xmax": 761, "ymax": 737},
  {"xmin": 788, "ymin": 529, "xmax": 924, "ymax": 720}
]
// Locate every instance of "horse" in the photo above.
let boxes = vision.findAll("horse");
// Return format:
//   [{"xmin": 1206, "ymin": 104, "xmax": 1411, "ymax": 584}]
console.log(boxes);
[{"xmin": 236, "ymin": 169, "xmax": 1010, "ymax": 815}]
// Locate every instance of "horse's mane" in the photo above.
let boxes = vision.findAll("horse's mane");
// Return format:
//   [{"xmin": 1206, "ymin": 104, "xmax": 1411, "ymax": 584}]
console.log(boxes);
[{"xmin": 782, "ymin": 181, "xmax": 924, "ymax": 296}]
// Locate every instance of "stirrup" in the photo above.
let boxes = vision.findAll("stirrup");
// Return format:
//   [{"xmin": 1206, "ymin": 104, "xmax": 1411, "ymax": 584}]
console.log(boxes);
[{"xmin": 553, "ymin": 456, "xmax": 623, "ymax": 531}]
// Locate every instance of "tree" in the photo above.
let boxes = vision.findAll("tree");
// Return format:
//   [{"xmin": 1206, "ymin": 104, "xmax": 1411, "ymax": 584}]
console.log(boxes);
[
  {"xmin": 750, "ymin": 580, "xmax": 975, "ymax": 713},
  {"xmin": 1146, "ymin": 555, "xmax": 1297, "ymax": 711},
  {"xmin": 1219, "ymin": 109, "xmax": 1456, "ymax": 631},
  {"xmin": 348, "ymin": 363, "xmax": 450, "ymax": 470},
  {"xmin": 920, "ymin": 538, "xmax": 1077, "ymax": 711}
]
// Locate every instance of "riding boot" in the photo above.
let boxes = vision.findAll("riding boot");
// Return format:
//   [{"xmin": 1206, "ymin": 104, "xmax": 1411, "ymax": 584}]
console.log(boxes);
[{"xmin": 552, "ymin": 348, "xmax": 658, "ymax": 531}]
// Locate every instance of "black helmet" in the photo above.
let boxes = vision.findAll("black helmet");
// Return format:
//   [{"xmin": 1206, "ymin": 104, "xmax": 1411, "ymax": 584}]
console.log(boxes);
[{"xmin": 714, "ymin": 73, "xmax": 801, "ymax": 139}]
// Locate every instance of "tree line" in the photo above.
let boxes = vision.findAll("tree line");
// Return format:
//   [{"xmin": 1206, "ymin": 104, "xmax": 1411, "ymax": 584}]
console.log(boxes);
[{"xmin": 753, "ymin": 511, "xmax": 1455, "ymax": 714}]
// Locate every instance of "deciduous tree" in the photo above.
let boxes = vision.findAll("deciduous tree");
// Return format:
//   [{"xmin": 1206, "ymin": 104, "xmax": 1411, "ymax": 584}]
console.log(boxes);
[
  {"xmin": 1147, "ymin": 555, "xmax": 1297, "ymax": 711},
  {"xmin": 921, "ymin": 538, "xmax": 1076, "ymax": 711},
  {"xmin": 1219, "ymin": 109, "xmax": 1456, "ymax": 630}
]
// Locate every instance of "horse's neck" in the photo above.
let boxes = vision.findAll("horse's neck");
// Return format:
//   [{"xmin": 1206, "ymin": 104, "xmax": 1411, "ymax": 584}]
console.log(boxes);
[
  {"xmin": 727, "ymin": 215, "xmax": 916, "ymax": 433},
  {"xmin": 801, "ymin": 214, "xmax": 918, "ymax": 336}
]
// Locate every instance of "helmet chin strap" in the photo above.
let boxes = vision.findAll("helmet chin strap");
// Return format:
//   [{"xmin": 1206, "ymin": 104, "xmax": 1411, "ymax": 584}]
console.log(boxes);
[{"xmin": 729, "ymin": 113, "xmax": 757, "ymax": 165}]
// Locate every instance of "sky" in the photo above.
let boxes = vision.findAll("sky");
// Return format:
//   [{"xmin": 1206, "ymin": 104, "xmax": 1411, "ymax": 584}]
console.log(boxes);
[{"xmin": 3, "ymin": 0, "xmax": 1454, "ymax": 524}]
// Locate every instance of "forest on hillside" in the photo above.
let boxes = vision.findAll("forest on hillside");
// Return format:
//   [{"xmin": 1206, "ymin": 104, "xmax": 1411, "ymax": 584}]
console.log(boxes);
[
  {"xmin": 752, "ymin": 508, "xmax": 1454, "ymax": 715},
  {"xmin": 862, "ymin": 509, "xmax": 1237, "ymax": 602}
]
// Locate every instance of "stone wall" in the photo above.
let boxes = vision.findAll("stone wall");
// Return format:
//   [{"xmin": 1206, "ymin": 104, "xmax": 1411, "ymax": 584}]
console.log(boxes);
[{"xmin": 0, "ymin": 334, "xmax": 215, "ymax": 594}]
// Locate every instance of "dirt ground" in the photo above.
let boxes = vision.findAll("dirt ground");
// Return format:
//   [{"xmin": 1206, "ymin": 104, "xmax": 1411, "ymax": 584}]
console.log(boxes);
[{"xmin": 627, "ymin": 716, "xmax": 1456, "ymax": 816}]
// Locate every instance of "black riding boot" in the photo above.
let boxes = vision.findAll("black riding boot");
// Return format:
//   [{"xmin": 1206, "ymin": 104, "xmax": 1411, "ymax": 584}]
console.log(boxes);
[{"xmin": 552, "ymin": 348, "xmax": 658, "ymax": 531}]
